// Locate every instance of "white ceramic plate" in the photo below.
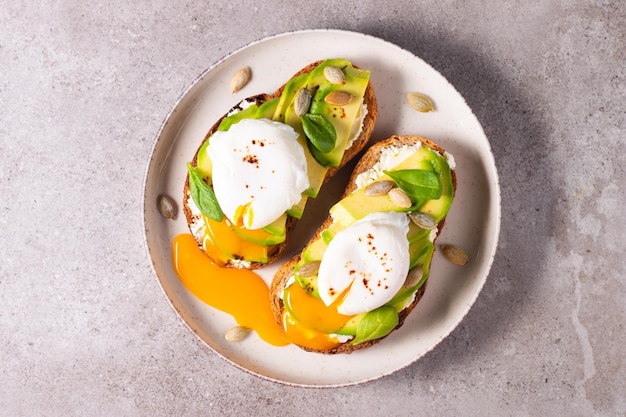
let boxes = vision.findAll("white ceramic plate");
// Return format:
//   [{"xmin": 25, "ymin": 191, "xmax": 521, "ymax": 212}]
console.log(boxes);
[{"xmin": 143, "ymin": 29, "xmax": 500, "ymax": 387}]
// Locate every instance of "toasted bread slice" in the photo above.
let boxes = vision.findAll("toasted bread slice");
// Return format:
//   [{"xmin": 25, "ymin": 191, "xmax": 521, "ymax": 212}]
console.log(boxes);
[
  {"xmin": 182, "ymin": 60, "xmax": 377, "ymax": 269},
  {"xmin": 270, "ymin": 135, "xmax": 457, "ymax": 353}
]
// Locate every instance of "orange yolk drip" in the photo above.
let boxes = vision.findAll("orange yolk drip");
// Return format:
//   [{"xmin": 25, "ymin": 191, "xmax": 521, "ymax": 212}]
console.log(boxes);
[
  {"xmin": 233, "ymin": 202, "xmax": 253, "ymax": 228},
  {"xmin": 281, "ymin": 283, "xmax": 355, "ymax": 351},
  {"xmin": 172, "ymin": 234, "xmax": 289, "ymax": 346},
  {"xmin": 202, "ymin": 215, "xmax": 268, "ymax": 263},
  {"xmin": 282, "ymin": 311, "xmax": 343, "ymax": 351},
  {"xmin": 283, "ymin": 282, "xmax": 353, "ymax": 333}
]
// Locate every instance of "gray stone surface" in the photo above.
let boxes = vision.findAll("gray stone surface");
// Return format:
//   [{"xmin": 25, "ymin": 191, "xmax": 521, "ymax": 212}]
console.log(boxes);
[{"xmin": 1, "ymin": 1, "xmax": 624, "ymax": 416}]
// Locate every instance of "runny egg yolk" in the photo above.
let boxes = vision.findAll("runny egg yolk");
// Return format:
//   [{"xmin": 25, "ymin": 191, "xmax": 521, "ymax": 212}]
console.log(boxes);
[
  {"xmin": 202, "ymin": 215, "xmax": 268, "ymax": 265},
  {"xmin": 233, "ymin": 202, "xmax": 253, "ymax": 228},
  {"xmin": 172, "ymin": 234, "xmax": 288, "ymax": 346},
  {"xmin": 172, "ymin": 233, "xmax": 353, "ymax": 351},
  {"xmin": 281, "ymin": 283, "xmax": 355, "ymax": 351}
]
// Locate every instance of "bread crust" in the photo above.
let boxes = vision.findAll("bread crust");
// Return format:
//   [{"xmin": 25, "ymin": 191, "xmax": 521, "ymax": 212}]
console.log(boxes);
[
  {"xmin": 270, "ymin": 135, "xmax": 457, "ymax": 354},
  {"xmin": 182, "ymin": 61, "xmax": 377, "ymax": 269}
]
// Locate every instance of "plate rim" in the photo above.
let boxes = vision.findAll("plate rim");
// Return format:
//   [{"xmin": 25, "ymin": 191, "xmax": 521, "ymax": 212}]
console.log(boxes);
[{"xmin": 141, "ymin": 28, "xmax": 501, "ymax": 387}]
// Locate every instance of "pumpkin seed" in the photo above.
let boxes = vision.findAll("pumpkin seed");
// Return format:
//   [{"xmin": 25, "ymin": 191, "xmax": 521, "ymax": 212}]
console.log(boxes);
[
  {"xmin": 409, "ymin": 212, "xmax": 436, "ymax": 230},
  {"xmin": 406, "ymin": 92, "xmax": 435, "ymax": 112},
  {"xmin": 404, "ymin": 265, "xmax": 424, "ymax": 288},
  {"xmin": 294, "ymin": 87, "xmax": 312, "ymax": 117},
  {"xmin": 230, "ymin": 66, "xmax": 251, "ymax": 92},
  {"xmin": 365, "ymin": 180, "xmax": 395, "ymax": 196},
  {"xmin": 298, "ymin": 261, "xmax": 321, "ymax": 277},
  {"xmin": 323, "ymin": 65, "xmax": 345, "ymax": 84},
  {"xmin": 440, "ymin": 244, "xmax": 469, "ymax": 266},
  {"xmin": 225, "ymin": 326, "xmax": 251, "ymax": 342},
  {"xmin": 388, "ymin": 187, "xmax": 412, "ymax": 208},
  {"xmin": 157, "ymin": 194, "xmax": 177, "ymax": 220},
  {"xmin": 324, "ymin": 90, "xmax": 353, "ymax": 106}
]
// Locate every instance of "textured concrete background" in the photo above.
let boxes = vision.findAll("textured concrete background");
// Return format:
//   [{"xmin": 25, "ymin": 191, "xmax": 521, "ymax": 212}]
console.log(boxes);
[{"xmin": 1, "ymin": 1, "xmax": 624, "ymax": 416}]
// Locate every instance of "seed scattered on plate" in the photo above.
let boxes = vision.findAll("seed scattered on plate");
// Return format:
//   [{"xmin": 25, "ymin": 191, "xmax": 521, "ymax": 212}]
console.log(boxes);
[
  {"xmin": 440, "ymin": 244, "xmax": 469, "ymax": 266},
  {"xmin": 225, "ymin": 326, "xmax": 251, "ymax": 342},
  {"xmin": 406, "ymin": 92, "xmax": 435, "ymax": 113},
  {"xmin": 388, "ymin": 187, "xmax": 412, "ymax": 208},
  {"xmin": 409, "ymin": 212, "xmax": 436, "ymax": 230},
  {"xmin": 365, "ymin": 180, "xmax": 395, "ymax": 196},
  {"xmin": 231, "ymin": 66, "xmax": 251, "ymax": 93},
  {"xmin": 298, "ymin": 261, "xmax": 321, "ymax": 277},
  {"xmin": 404, "ymin": 265, "xmax": 424, "ymax": 288},
  {"xmin": 157, "ymin": 194, "xmax": 177, "ymax": 220}
]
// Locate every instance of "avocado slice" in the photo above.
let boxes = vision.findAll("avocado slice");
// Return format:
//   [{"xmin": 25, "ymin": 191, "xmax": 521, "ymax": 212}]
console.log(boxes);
[
  {"xmin": 419, "ymin": 155, "xmax": 454, "ymax": 222},
  {"xmin": 328, "ymin": 147, "xmax": 452, "ymax": 226},
  {"xmin": 272, "ymin": 72, "xmax": 310, "ymax": 122},
  {"xmin": 196, "ymin": 140, "xmax": 212, "ymax": 179},
  {"xmin": 275, "ymin": 59, "xmax": 371, "ymax": 194},
  {"xmin": 286, "ymin": 195, "xmax": 307, "ymax": 219},
  {"xmin": 263, "ymin": 213, "xmax": 287, "ymax": 236},
  {"xmin": 217, "ymin": 98, "xmax": 279, "ymax": 131},
  {"xmin": 230, "ymin": 214, "xmax": 287, "ymax": 245},
  {"xmin": 294, "ymin": 267, "xmax": 320, "ymax": 298},
  {"xmin": 385, "ymin": 241, "xmax": 434, "ymax": 308},
  {"xmin": 273, "ymin": 72, "xmax": 329, "ymax": 198},
  {"xmin": 307, "ymin": 66, "xmax": 370, "ymax": 168},
  {"xmin": 335, "ymin": 313, "xmax": 365, "ymax": 336}
]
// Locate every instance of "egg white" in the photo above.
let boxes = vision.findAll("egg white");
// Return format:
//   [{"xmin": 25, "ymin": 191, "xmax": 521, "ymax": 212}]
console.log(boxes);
[
  {"xmin": 206, "ymin": 118, "xmax": 309, "ymax": 230},
  {"xmin": 317, "ymin": 211, "xmax": 410, "ymax": 315}
]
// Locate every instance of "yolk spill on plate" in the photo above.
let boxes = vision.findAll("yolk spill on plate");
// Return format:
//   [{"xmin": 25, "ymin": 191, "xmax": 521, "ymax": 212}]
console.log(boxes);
[{"xmin": 172, "ymin": 234, "xmax": 289, "ymax": 347}]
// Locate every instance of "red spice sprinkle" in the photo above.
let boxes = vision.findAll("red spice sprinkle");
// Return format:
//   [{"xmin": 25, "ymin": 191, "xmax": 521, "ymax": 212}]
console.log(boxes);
[{"xmin": 243, "ymin": 154, "xmax": 259, "ymax": 166}]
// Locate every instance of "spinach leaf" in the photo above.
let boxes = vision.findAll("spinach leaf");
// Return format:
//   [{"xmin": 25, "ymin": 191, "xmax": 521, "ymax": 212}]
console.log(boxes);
[
  {"xmin": 351, "ymin": 305, "xmax": 399, "ymax": 345},
  {"xmin": 186, "ymin": 163, "xmax": 223, "ymax": 221},
  {"xmin": 301, "ymin": 113, "xmax": 337, "ymax": 154},
  {"xmin": 383, "ymin": 169, "xmax": 442, "ymax": 201}
]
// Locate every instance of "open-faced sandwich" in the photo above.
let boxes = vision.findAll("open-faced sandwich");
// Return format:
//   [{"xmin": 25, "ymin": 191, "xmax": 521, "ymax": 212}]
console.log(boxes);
[
  {"xmin": 270, "ymin": 135, "xmax": 457, "ymax": 353},
  {"xmin": 182, "ymin": 59, "xmax": 377, "ymax": 269}
]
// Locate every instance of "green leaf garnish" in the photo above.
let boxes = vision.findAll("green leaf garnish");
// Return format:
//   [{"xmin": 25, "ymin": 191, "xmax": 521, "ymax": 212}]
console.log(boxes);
[
  {"xmin": 383, "ymin": 169, "xmax": 442, "ymax": 201},
  {"xmin": 186, "ymin": 163, "xmax": 223, "ymax": 221},
  {"xmin": 351, "ymin": 305, "xmax": 399, "ymax": 345},
  {"xmin": 301, "ymin": 113, "xmax": 337, "ymax": 153}
]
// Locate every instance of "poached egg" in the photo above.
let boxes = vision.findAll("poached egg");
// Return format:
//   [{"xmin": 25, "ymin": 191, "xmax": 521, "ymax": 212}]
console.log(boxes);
[
  {"xmin": 317, "ymin": 211, "xmax": 411, "ymax": 315},
  {"xmin": 207, "ymin": 118, "xmax": 309, "ymax": 230}
]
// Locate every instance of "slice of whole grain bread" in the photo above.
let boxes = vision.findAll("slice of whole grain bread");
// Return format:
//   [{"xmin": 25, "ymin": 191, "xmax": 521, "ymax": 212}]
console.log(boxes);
[
  {"xmin": 182, "ymin": 61, "xmax": 377, "ymax": 269},
  {"xmin": 270, "ymin": 135, "xmax": 457, "ymax": 353}
]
